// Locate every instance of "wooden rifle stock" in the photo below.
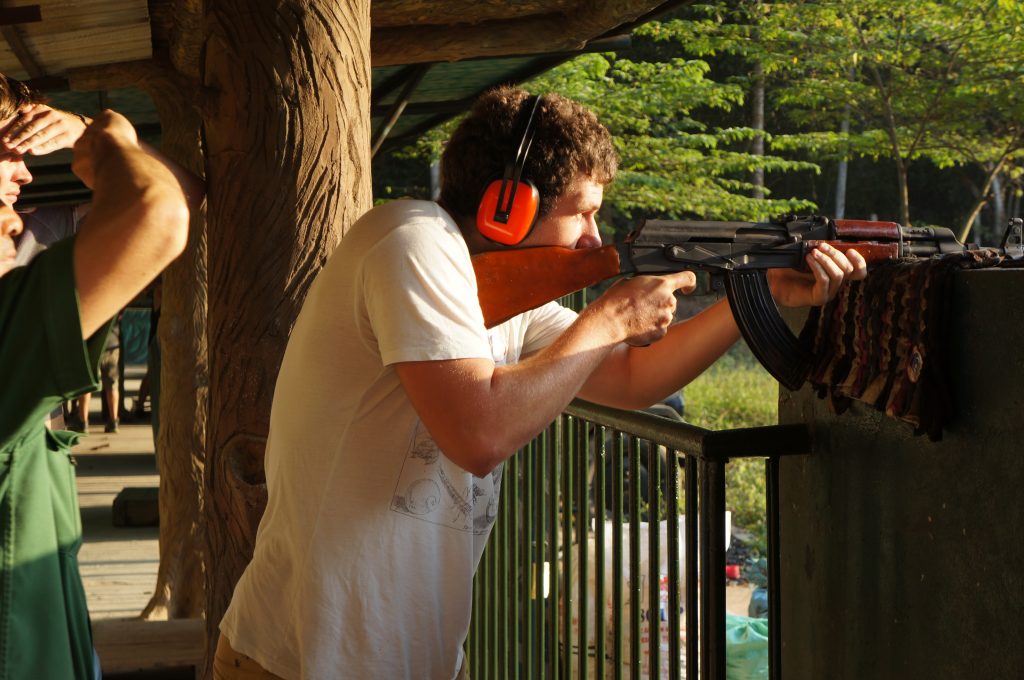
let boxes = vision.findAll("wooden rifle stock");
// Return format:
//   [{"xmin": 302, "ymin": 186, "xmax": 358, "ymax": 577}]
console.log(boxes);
[{"xmin": 473, "ymin": 245, "xmax": 622, "ymax": 328}]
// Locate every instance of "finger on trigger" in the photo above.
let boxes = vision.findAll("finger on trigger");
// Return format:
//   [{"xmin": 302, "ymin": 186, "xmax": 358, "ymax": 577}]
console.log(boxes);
[{"xmin": 668, "ymin": 269, "xmax": 697, "ymax": 292}]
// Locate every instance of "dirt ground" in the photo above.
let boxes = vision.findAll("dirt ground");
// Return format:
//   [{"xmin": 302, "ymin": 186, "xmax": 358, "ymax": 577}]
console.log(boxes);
[{"xmin": 727, "ymin": 582, "xmax": 756, "ymax": 617}]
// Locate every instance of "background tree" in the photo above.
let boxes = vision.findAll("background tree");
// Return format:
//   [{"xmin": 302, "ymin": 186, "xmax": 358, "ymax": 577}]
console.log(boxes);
[
  {"xmin": 760, "ymin": 0, "xmax": 1024, "ymax": 237},
  {"xmin": 378, "ymin": 16, "xmax": 821, "ymax": 237},
  {"xmin": 375, "ymin": 0, "xmax": 1024, "ymax": 240}
]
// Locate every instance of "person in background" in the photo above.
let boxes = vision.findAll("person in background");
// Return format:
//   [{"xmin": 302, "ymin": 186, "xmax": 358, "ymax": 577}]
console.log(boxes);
[
  {"xmin": 0, "ymin": 73, "xmax": 202, "ymax": 680},
  {"xmin": 72, "ymin": 310, "xmax": 122, "ymax": 433}
]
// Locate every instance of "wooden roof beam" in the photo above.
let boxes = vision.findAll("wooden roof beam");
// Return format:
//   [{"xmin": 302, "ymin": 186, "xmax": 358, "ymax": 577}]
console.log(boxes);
[
  {"xmin": 371, "ymin": 0, "xmax": 665, "ymax": 66},
  {"xmin": 0, "ymin": 5, "xmax": 41, "ymax": 25},
  {"xmin": 0, "ymin": 4, "xmax": 44, "ymax": 79},
  {"xmin": 371, "ymin": 0, "xmax": 576, "ymax": 28}
]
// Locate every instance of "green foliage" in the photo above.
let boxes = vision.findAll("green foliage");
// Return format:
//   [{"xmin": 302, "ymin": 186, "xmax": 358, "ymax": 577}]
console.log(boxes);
[
  {"xmin": 377, "ymin": 25, "xmax": 825, "ymax": 228},
  {"xmin": 374, "ymin": 0, "xmax": 1024, "ymax": 236},
  {"xmin": 684, "ymin": 343, "xmax": 778, "ymax": 553},
  {"xmin": 637, "ymin": 0, "xmax": 1024, "ymax": 230},
  {"xmin": 530, "ymin": 49, "xmax": 819, "ymax": 226}
]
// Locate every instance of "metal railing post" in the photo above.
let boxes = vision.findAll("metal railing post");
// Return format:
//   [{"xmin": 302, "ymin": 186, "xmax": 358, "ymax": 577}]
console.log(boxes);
[
  {"xmin": 767, "ymin": 455, "xmax": 782, "ymax": 680},
  {"xmin": 699, "ymin": 457, "xmax": 728, "ymax": 680}
]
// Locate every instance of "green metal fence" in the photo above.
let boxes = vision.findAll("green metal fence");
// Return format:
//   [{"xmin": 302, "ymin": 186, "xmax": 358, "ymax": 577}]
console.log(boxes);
[{"xmin": 467, "ymin": 399, "xmax": 810, "ymax": 680}]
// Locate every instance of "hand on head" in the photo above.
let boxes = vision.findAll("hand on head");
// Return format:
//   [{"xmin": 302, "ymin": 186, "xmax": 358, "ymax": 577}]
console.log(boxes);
[
  {"xmin": 1, "ymin": 103, "xmax": 88, "ymax": 156},
  {"xmin": 767, "ymin": 242, "xmax": 868, "ymax": 308}
]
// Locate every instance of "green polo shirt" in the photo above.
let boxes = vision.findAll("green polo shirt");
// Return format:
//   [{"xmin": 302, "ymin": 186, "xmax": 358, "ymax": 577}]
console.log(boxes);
[{"xmin": 0, "ymin": 236, "xmax": 108, "ymax": 680}]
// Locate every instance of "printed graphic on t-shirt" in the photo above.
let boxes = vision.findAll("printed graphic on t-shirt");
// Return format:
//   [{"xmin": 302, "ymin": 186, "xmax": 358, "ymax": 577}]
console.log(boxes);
[{"xmin": 391, "ymin": 420, "xmax": 503, "ymax": 534}]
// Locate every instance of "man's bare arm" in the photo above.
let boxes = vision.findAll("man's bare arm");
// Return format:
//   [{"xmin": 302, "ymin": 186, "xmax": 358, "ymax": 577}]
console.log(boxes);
[
  {"xmin": 395, "ymin": 271, "xmax": 694, "ymax": 477},
  {"xmin": 71, "ymin": 111, "xmax": 189, "ymax": 338},
  {"xmin": 579, "ymin": 244, "xmax": 868, "ymax": 409}
]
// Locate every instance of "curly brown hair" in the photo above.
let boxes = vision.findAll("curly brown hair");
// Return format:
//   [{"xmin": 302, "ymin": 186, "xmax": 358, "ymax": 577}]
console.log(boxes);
[
  {"xmin": 0, "ymin": 76, "xmax": 44, "ymax": 122},
  {"xmin": 439, "ymin": 86, "xmax": 617, "ymax": 222}
]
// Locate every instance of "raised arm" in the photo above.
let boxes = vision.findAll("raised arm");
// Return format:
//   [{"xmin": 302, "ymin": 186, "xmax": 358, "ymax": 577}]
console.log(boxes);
[
  {"xmin": 1, "ymin": 103, "xmax": 205, "ymax": 210},
  {"xmin": 71, "ymin": 111, "xmax": 189, "ymax": 337}
]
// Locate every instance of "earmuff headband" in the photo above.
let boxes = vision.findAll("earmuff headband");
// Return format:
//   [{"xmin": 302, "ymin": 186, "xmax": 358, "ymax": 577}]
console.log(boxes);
[{"xmin": 493, "ymin": 95, "xmax": 542, "ymax": 223}]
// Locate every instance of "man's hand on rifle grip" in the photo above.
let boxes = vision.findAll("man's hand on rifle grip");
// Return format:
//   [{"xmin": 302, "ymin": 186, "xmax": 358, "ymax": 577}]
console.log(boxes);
[
  {"xmin": 766, "ymin": 242, "xmax": 867, "ymax": 308},
  {"xmin": 589, "ymin": 270, "xmax": 697, "ymax": 347}
]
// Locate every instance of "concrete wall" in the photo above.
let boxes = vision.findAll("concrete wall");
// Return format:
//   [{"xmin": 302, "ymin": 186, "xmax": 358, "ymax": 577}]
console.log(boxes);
[{"xmin": 778, "ymin": 269, "xmax": 1024, "ymax": 679}]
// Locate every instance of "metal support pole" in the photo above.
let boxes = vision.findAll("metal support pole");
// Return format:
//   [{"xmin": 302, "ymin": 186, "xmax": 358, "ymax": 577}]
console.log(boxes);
[
  {"xmin": 699, "ymin": 458, "xmax": 727, "ymax": 680},
  {"xmin": 767, "ymin": 456, "xmax": 782, "ymax": 680}
]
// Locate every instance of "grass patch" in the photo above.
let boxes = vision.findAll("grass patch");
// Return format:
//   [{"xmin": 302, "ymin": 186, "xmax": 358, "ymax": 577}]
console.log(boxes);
[{"xmin": 682, "ymin": 342, "xmax": 777, "ymax": 553}]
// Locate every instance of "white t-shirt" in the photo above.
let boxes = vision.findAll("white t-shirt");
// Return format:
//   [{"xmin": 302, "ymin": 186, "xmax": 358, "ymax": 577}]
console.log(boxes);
[{"xmin": 220, "ymin": 200, "xmax": 577, "ymax": 680}]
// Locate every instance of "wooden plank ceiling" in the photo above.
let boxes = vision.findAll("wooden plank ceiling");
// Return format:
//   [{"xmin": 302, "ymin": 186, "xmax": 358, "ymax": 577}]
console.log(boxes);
[
  {"xmin": 0, "ymin": 0, "xmax": 151, "ymax": 81},
  {"xmin": 2, "ymin": 0, "xmax": 681, "ymax": 205}
]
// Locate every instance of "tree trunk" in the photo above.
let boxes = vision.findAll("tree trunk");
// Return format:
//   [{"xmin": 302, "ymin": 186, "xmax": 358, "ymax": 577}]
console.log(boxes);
[
  {"xmin": 991, "ymin": 173, "xmax": 1005, "ymax": 243},
  {"xmin": 200, "ymin": 0, "xmax": 372, "ymax": 672},
  {"xmin": 867, "ymin": 63, "xmax": 912, "ymax": 226},
  {"xmin": 750, "ymin": 0, "xmax": 764, "ymax": 207},
  {"xmin": 834, "ymin": 103, "xmax": 851, "ymax": 219},
  {"xmin": 132, "ymin": 0, "xmax": 210, "ymax": 623},
  {"xmin": 751, "ymin": 58, "xmax": 765, "ymax": 203},
  {"xmin": 959, "ymin": 158, "xmax": 1008, "ymax": 242},
  {"xmin": 895, "ymin": 159, "xmax": 910, "ymax": 226},
  {"xmin": 140, "ymin": 85, "xmax": 208, "ymax": 622}
]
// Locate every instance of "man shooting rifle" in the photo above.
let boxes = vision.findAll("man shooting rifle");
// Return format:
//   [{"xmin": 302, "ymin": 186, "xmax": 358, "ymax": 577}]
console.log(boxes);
[{"xmin": 216, "ymin": 86, "xmax": 864, "ymax": 680}]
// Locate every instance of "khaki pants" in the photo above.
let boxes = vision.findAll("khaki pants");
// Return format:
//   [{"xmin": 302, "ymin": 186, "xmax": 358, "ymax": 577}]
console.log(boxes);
[
  {"xmin": 456, "ymin": 655, "xmax": 471, "ymax": 680},
  {"xmin": 213, "ymin": 633, "xmax": 471, "ymax": 680},
  {"xmin": 213, "ymin": 634, "xmax": 285, "ymax": 680}
]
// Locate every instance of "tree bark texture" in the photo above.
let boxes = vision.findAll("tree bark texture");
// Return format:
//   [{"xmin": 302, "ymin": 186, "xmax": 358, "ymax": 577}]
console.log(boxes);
[
  {"xmin": 134, "ymin": 0, "xmax": 209, "ymax": 624},
  {"xmin": 201, "ymin": 0, "xmax": 372, "ymax": 670},
  {"xmin": 67, "ymin": 44, "xmax": 210, "ymax": 619},
  {"xmin": 142, "ymin": 88, "xmax": 209, "ymax": 622}
]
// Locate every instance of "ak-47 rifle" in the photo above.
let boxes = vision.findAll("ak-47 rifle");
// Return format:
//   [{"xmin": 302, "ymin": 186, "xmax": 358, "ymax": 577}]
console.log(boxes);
[{"xmin": 473, "ymin": 215, "xmax": 1024, "ymax": 390}]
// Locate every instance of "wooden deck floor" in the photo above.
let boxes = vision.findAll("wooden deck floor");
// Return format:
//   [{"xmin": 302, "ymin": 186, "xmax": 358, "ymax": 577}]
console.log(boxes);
[
  {"xmin": 74, "ymin": 421, "xmax": 160, "ymax": 621},
  {"xmin": 70, "ymin": 375, "xmax": 203, "ymax": 678}
]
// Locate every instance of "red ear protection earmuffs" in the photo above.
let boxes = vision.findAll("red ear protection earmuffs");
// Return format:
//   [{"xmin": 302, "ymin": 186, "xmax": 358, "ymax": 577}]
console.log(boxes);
[{"xmin": 476, "ymin": 95, "xmax": 543, "ymax": 246}]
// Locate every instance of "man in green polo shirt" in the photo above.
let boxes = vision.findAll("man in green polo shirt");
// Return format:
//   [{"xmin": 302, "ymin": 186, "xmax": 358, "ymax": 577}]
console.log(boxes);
[{"xmin": 0, "ymin": 90, "xmax": 194, "ymax": 679}]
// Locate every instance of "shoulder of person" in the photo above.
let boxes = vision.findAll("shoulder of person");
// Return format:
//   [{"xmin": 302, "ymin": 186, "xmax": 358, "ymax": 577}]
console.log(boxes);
[{"xmin": 18, "ymin": 204, "xmax": 81, "ymax": 242}]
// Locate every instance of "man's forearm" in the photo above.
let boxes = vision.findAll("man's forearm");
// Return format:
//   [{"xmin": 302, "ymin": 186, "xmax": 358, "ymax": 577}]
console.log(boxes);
[
  {"xmin": 397, "ymin": 304, "xmax": 625, "ymax": 477},
  {"xmin": 579, "ymin": 298, "xmax": 741, "ymax": 410}
]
